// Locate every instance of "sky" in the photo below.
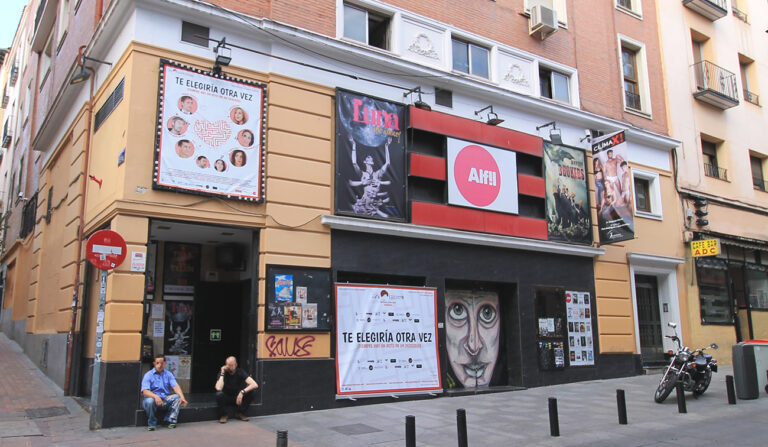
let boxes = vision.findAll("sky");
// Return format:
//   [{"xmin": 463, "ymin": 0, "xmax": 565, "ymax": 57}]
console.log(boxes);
[{"xmin": 1, "ymin": 0, "xmax": 29, "ymax": 49}]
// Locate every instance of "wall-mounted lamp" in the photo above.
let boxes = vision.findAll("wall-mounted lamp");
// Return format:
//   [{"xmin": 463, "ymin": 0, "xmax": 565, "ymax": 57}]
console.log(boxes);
[
  {"xmin": 403, "ymin": 87, "xmax": 431, "ymax": 111},
  {"xmin": 536, "ymin": 121, "xmax": 563, "ymax": 145},
  {"xmin": 70, "ymin": 53, "xmax": 113, "ymax": 85},
  {"xmin": 579, "ymin": 129, "xmax": 592, "ymax": 143},
  {"xmin": 213, "ymin": 37, "xmax": 232, "ymax": 75},
  {"xmin": 474, "ymin": 105, "xmax": 504, "ymax": 126}
]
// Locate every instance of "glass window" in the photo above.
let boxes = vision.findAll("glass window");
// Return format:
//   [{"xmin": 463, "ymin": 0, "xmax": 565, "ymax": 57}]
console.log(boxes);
[
  {"xmin": 452, "ymin": 40, "xmax": 469, "ymax": 73},
  {"xmin": 622, "ymin": 47, "xmax": 640, "ymax": 110},
  {"xmin": 539, "ymin": 67, "xmax": 570, "ymax": 103},
  {"xmin": 696, "ymin": 258, "xmax": 732, "ymax": 324},
  {"xmin": 452, "ymin": 39, "xmax": 489, "ymax": 79},
  {"xmin": 634, "ymin": 177, "xmax": 650, "ymax": 212},
  {"xmin": 751, "ymin": 155, "xmax": 765, "ymax": 191},
  {"xmin": 746, "ymin": 266, "xmax": 768, "ymax": 310},
  {"xmin": 343, "ymin": 4, "xmax": 367, "ymax": 43}
]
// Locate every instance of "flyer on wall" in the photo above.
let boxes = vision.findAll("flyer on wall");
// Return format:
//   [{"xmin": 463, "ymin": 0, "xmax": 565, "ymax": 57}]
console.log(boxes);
[
  {"xmin": 335, "ymin": 284, "xmax": 442, "ymax": 396},
  {"xmin": 565, "ymin": 291, "xmax": 594, "ymax": 366}
]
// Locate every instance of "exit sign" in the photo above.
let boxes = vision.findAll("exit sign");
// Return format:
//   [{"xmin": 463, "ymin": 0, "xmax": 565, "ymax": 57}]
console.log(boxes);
[{"xmin": 210, "ymin": 329, "xmax": 222, "ymax": 342}]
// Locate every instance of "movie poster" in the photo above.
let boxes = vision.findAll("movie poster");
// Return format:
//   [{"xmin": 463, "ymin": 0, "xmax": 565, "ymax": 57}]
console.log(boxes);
[
  {"xmin": 154, "ymin": 60, "xmax": 267, "ymax": 201},
  {"xmin": 335, "ymin": 90, "xmax": 406, "ymax": 221},
  {"xmin": 544, "ymin": 142, "xmax": 591, "ymax": 244},
  {"xmin": 336, "ymin": 284, "xmax": 441, "ymax": 396},
  {"xmin": 565, "ymin": 291, "xmax": 594, "ymax": 366},
  {"xmin": 162, "ymin": 242, "xmax": 200, "ymax": 297},
  {"xmin": 592, "ymin": 131, "xmax": 634, "ymax": 244},
  {"xmin": 165, "ymin": 301, "xmax": 193, "ymax": 356}
]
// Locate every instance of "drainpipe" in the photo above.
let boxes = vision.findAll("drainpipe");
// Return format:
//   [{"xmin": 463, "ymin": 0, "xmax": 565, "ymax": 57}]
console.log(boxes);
[{"xmin": 63, "ymin": 46, "xmax": 95, "ymax": 396}]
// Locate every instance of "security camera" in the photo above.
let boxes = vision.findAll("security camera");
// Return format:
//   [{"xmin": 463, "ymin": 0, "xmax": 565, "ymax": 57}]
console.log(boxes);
[
  {"xmin": 584, "ymin": 129, "xmax": 592, "ymax": 137},
  {"xmin": 17, "ymin": 192, "xmax": 23, "ymax": 199}
]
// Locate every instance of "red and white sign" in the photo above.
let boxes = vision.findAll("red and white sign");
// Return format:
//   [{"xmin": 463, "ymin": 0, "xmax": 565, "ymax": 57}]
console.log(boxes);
[
  {"xmin": 447, "ymin": 138, "xmax": 518, "ymax": 214},
  {"xmin": 86, "ymin": 230, "xmax": 127, "ymax": 270}
]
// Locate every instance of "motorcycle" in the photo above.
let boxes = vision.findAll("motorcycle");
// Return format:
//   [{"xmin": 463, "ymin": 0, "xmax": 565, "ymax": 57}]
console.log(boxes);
[{"xmin": 654, "ymin": 322, "xmax": 718, "ymax": 403}]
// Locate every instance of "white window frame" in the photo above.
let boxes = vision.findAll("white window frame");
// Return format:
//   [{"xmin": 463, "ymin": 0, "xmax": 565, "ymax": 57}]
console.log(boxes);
[
  {"xmin": 616, "ymin": 0, "xmax": 642, "ymax": 19},
  {"xmin": 339, "ymin": 1, "xmax": 394, "ymax": 51},
  {"xmin": 536, "ymin": 61, "xmax": 578, "ymax": 106},
  {"xmin": 617, "ymin": 35, "xmax": 651, "ymax": 117},
  {"xmin": 57, "ymin": 0, "xmax": 70, "ymax": 45},
  {"xmin": 631, "ymin": 168, "xmax": 662, "ymax": 220},
  {"xmin": 524, "ymin": 0, "xmax": 568, "ymax": 27},
  {"xmin": 450, "ymin": 36, "xmax": 491, "ymax": 80}
]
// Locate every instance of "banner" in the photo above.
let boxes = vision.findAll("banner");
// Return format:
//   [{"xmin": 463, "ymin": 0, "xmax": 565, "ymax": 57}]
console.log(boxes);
[
  {"xmin": 154, "ymin": 60, "xmax": 266, "ymax": 201},
  {"xmin": 447, "ymin": 138, "xmax": 518, "ymax": 215},
  {"xmin": 335, "ymin": 90, "xmax": 406, "ymax": 221},
  {"xmin": 335, "ymin": 284, "xmax": 441, "ymax": 396},
  {"xmin": 543, "ymin": 142, "xmax": 591, "ymax": 244},
  {"xmin": 591, "ymin": 131, "xmax": 634, "ymax": 244}
]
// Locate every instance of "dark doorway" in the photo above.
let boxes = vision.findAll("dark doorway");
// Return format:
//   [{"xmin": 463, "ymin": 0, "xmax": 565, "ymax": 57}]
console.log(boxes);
[
  {"xmin": 636, "ymin": 275, "xmax": 664, "ymax": 365},
  {"xmin": 191, "ymin": 281, "xmax": 249, "ymax": 393}
]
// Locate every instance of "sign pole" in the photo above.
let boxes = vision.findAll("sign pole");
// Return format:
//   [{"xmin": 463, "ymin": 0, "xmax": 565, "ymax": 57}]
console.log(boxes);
[{"xmin": 89, "ymin": 269, "xmax": 108, "ymax": 429}]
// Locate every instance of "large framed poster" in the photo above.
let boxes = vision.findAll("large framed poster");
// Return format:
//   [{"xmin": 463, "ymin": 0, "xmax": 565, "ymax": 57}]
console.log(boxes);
[
  {"xmin": 265, "ymin": 265, "xmax": 331, "ymax": 331},
  {"xmin": 591, "ymin": 131, "xmax": 634, "ymax": 244},
  {"xmin": 335, "ymin": 284, "xmax": 442, "ymax": 397},
  {"xmin": 565, "ymin": 290, "xmax": 595, "ymax": 366},
  {"xmin": 162, "ymin": 242, "xmax": 200, "ymax": 299},
  {"xmin": 543, "ymin": 142, "xmax": 591, "ymax": 244},
  {"xmin": 334, "ymin": 89, "xmax": 406, "ymax": 221},
  {"xmin": 153, "ymin": 59, "xmax": 267, "ymax": 201}
]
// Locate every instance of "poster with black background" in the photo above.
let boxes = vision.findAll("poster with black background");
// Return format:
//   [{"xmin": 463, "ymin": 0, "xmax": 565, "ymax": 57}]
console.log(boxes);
[
  {"xmin": 335, "ymin": 90, "xmax": 406, "ymax": 221},
  {"xmin": 544, "ymin": 142, "xmax": 591, "ymax": 244}
]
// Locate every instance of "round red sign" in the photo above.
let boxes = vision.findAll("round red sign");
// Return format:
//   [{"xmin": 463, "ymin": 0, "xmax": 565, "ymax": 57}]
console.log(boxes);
[
  {"xmin": 85, "ymin": 230, "xmax": 127, "ymax": 270},
  {"xmin": 453, "ymin": 144, "xmax": 501, "ymax": 207}
]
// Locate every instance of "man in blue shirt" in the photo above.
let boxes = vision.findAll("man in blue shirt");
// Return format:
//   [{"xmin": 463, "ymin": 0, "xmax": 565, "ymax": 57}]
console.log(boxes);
[{"xmin": 141, "ymin": 354, "xmax": 188, "ymax": 430}]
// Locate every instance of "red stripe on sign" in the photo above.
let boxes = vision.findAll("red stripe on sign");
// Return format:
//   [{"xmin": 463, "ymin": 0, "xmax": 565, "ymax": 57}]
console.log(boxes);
[
  {"xmin": 411, "ymin": 201, "xmax": 548, "ymax": 240},
  {"xmin": 518, "ymin": 174, "xmax": 545, "ymax": 198},
  {"xmin": 410, "ymin": 153, "xmax": 447, "ymax": 180},
  {"xmin": 409, "ymin": 106, "xmax": 543, "ymax": 157}
]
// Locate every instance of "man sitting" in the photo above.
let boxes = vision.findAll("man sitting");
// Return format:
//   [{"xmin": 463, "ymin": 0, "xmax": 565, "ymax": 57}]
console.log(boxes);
[
  {"xmin": 140, "ymin": 354, "xmax": 188, "ymax": 430},
  {"xmin": 215, "ymin": 356, "xmax": 259, "ymax": 423}
]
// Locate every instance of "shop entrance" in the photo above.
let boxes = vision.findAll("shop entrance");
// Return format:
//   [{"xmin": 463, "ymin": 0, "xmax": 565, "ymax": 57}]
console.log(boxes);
[{"xmin": 635, "ymin": 275, "xmax": 664, "ymax": 364}]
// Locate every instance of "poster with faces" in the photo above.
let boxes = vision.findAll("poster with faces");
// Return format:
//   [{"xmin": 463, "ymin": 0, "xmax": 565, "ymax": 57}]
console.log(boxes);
[{"xmin": 565, "ymin": 291, "xmax": 594, "ymax": 366}]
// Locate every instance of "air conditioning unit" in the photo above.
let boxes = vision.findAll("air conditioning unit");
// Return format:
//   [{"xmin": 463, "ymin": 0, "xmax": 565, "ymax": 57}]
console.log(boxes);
[{"xmin": 529, "ymin": 4, "xmax": 558, "ymax": 40}]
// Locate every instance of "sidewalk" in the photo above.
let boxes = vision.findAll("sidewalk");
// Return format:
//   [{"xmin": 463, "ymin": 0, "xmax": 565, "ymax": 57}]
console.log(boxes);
[{"xmin": 2, "ymin": 332, "xmax": 767, "ymax": 446}]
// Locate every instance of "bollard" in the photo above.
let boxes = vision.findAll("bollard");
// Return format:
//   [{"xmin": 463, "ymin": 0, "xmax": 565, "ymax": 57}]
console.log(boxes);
[
  {"xmin": 276, "ymin": 429, "xmax": 287, "ymax": 447},
  {"xmin": 675, "ymin": 382, "xmax": 687, "ymax": 414},
  {"xmin": 616, "ymin": 389, "xmax": 628, "ymax": 425},
  {"xmin": 405, "ymin": 415, "xmax": 415, "ymax": 447},
  {"xmin": 456, "ymin": 408, "xmax": 468, "ymax": 447},
  {"xmin": 726, "ymin": 375, "xmax": 737, "ymax": 405},
  {"xmin": 548, "ymin": 397, "xmax": 560, "ymax": 437}
]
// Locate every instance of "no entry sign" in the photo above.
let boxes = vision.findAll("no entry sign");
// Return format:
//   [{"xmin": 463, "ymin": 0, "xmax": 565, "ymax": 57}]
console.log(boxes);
[{"xmin": 86, "ymin": 230, "xmax": 127, "ymax": 270}]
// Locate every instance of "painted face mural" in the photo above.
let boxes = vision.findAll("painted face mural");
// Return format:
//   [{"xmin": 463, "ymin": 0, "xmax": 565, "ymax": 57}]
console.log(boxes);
[{"xmin": 445, "ymin": 289, "xmax": 501, "ymax": 388}]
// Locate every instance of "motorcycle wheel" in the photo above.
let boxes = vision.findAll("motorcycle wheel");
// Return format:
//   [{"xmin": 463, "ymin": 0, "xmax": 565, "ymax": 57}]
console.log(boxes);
[
  {"xmin": 654, "ymin": 370, "xmax": 677, "ymax": 403},
  {"xmin": 693, "ymin": 369, "xmax": 712, "ymax": 395}
]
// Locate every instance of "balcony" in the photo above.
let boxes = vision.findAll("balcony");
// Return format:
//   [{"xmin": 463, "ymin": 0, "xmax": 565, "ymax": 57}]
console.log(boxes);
[
  {"xmin": 683, "ymin": 0, "xmax": 728, "ymax": 21},
  {"xmin": 732, "ymin": 6, "xmax": 748, "ymax": 23},
  {"xmin": 744, "ymin": 89, "xmax": 760, "ymax": 106},
  {"xmin": 1, "ymin": 118, "xmax": 11, "ymax": 148},
  {"xmin": 624, "ymin": 89, "xmax": 641, "ymax": 111},
  {"xmin": 704, "ymin": 163, "xmax": 728, "ymax": 181},
  {"xmin": 692, "ymin": 61, "xmax": 739, "ymax": 109}
]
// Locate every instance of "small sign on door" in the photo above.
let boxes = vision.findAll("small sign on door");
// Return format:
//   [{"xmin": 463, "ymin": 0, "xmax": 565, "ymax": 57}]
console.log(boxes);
[{"xmin": 210, "ymin": 329, "xmax": 222, "ymax": 342}]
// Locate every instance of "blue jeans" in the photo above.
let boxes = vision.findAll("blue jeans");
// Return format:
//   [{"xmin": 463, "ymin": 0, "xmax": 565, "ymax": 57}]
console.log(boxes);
[{"xmin": 142, "ymin": 394, "xmax": 181, "ymax": 426}]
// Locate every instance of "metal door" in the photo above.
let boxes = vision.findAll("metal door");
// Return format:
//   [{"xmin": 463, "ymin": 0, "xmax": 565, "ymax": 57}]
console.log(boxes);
[{"xmin": 636, "ymin": 275, "xmax": 664, "ymax": 364}]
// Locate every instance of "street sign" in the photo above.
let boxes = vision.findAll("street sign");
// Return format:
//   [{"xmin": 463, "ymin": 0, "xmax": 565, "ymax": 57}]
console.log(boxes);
[
  {"xmin": 691, "ymin": 239, "xmax": 721, "ymax": 258},
  {"xmin": 85, "ymin": 230, "xmax": 127, "ymax": 270}
]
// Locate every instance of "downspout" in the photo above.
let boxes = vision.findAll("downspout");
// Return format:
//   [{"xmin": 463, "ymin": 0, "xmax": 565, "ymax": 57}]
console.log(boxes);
[{"xmin": 63, "ymin": 46, "xmax": 95, "ymax": 395}]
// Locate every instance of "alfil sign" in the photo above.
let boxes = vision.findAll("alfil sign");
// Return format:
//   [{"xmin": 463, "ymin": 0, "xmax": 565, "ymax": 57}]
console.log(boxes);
[{"xmin": 447, "ymin": 138, "xmax": 518, "ymax": 214}]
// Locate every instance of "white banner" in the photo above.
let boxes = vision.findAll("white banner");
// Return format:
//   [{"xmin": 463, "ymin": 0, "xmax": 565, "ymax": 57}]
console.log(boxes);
[
  {"xmin": 335, "ymin": 284, "xmax": 442, "ymax": 396},
  {"xmin": 154, "ymin": 60, "xmax": 266, "ymax": 201},
  {"xmin": 447, "ymin": 137, "xmax": 518, "ymax": 215}
]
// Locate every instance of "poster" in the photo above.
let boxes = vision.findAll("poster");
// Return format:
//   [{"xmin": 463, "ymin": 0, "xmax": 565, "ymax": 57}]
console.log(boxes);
[
  {"xmin": 565, "ymin": 291, "xmax": 594, "ymax": 366},
  {"xmin": 165, "ymin": 301, "xmax": 193, "ymax": 355},
  {"xmin": 284, "ymin": 305, "xmax": 302, "ymax": 329},
  {"xmin": 163, "ymin": 242, "xmax": 200, "ymax": 295},
  {"xmin": 275, "ymin": 274, "xmax": 294, "ymax": 302},
  {"xmin": 591, "ymin": 131, "xmax": 634, "ymax": 244},
  {"xmin": 296, "ymin": 286, "xmax": 308, "ymax": 304},
  {"xmin": 447, "ymin": 138, "xmax": 518, "ymax": 215},
  {"xmin": 544, "ymin": 142, "xmax": 591, "ymax": 244},
  {"xmin": 302, "ymin": 303, "xmax": 318, "ymax": 328},
  {"xmin": 336, "ymin": 284, "xmax": 441, "ymax": 396},
  {"xmin": 153, "ymin": 60, "xmax": 266, "ymax": 201},
  {"xmin": 153, "ymin": 320, "xmax": 165, "ymax": 338},
  {"xmin": 335, "ymin": 90, "xmax": 406, "ymax": 221},
  {"xmin": 151, "ymin": 303, "xmax": 164, "ymax": 319}
]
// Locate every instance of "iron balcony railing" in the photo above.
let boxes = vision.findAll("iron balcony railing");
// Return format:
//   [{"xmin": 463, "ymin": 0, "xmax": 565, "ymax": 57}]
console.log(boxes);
[
  {"xmin": 625, "ymin": 89, "xmax": 641, "ymax": 111},
  {"xmin": 744, "ymin": 89, "xmax": 760, "ymax": 106},
  {"xmin": 1, "ymin": 118, "xmax": 11, "ymax": 148},
  {"xmin": 732, "ymin": 6, "xmax": 748, "ymax": 23},
  {"xmin": 692, "ymin": 60, "xmax": 739, "ymax": 103},
  {"xmin": 754, "ymin": 177, "xmax": 767, "ymax": 192},
  {"xmin": 704, "ymin": 163, "xmax": 728, "ymax": 180},
  {"xmin": 19, "ymin": 192, "xmax": 37, "ymax": 239}
]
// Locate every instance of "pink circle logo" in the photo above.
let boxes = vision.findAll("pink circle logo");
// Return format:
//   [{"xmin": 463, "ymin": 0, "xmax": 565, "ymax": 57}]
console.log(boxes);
[{"xmin": 454, "ymin": 145, "xmax": 501, "ymax": 207}]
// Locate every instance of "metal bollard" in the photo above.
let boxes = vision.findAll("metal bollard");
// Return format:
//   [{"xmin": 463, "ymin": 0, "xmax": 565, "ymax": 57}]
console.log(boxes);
[
  {"xmin": 726, "ymin": 375, "xmax": 737, "ymax": 405},
  {"xmin": 456, "ymin": 408, "xmax": 468, "ymax": 447},
  {"xmin": 616, "ymin": 389, "xmax": 628, "ymax": 425},
  {"xmin": 675, "ymin": 382, "xmax": 687, "ymax": 414},
  {"xmin": 548, "ymin": 397, "xmax": 560, "ymax": 437},
  {"xmin": 405, "ymin": 415, "xmax": 415, "ymax": 447},
  {"xmin": 276, "ymin": 429, "xmax": 287, "ymax": 447}
]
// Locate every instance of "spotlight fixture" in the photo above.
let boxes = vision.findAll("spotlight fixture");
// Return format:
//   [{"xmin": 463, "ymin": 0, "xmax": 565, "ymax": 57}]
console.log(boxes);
[
  {"xmin": 403, "ymin": 87, "xmax": 431, "ymax": 111},
  {"xmin": 474, "ymin": 105, "xmax": 504, "ymax": 126},
  {"xmin": 536, "ymin": 121, "xmax": 563, "ymax": 145},
  {"xmin": 69, "ymin": 53, "xmax": 113, "ymax": 85},
  {"xmin": 213, "ymin": 38, "xmax": 232, "ymax": 75}
]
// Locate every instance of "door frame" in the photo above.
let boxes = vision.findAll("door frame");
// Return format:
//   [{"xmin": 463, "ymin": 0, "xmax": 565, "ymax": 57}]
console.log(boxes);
[{"xmin": 628, "ymin": 253, "xmax": 684, "ymax": 356}]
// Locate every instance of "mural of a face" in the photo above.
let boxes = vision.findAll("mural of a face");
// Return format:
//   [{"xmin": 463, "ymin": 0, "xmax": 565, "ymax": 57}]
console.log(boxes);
[{"xmin": 445, "ymin": 289, "xmax": 500, "ymax": 388}]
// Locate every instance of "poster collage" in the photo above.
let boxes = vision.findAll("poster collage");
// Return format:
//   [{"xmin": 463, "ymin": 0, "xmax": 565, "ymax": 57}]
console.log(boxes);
[
  {"xmin": 268, "ymin": 274, "xmax": 319, "ymax": 330},
  {"xmin": 154, "ymin": 60, "xmax": 266, "ymax": 201},
  {"xmin": 565, "ymin": 290, "xmax": 595, "ymax": 366},
  {"xmin": 543, "ymin": 142, "xmax": 591, "ymax": 244}
]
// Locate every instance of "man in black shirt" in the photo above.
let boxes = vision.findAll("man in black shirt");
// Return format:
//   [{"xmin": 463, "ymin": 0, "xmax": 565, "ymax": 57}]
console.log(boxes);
[{"xmin": 215, "ymin": 356, "xmax": 259, "ymax": 423}]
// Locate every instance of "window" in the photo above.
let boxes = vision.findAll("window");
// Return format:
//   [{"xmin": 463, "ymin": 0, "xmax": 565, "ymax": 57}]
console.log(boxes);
[
  {"xmin": 616, "ymin": 0, "xmax": 642, "ymax": 17},
  {"xmin": 181, "ymin": 22, "xmax": 209, "ymax": 48},
  {"xmin": 39, "ymin": 33, "xmax": 53, "ymax": 88},
  {"xmin": 57, "ymin": 0, "xmax": 70, "ymax": 45},
  {"xmin": 451, "ymin": 38, "xmax": 489, "ymax": 79},
  {"xmin": 739, "ymin": 55, "xmax": 759, "ymax": 105},
  {"xmin": 632, "ymin": 168, "xmax": 662, "ymax": 219},
  {"xmin": 702, "ymin": 139, "xmax": 726, "ymax": 180},
  {"xmin": 696, "ymin": 258, "xmax": 732, "ymax": 324},
  {"xmin": 619, "ymin": 37, "xmax": 650, "ymax": 115},
  {"xmin": 751, "ymin": 155, "xmax": 765, "ymax": 191},
  {"xmin": 343, "ymin": 3, "xmax": 390, "ymax": 50},
  {"xmin": 622, "ymin": 46, "xmax": 640, "ymax": 110},
  {"xmin": 732, "ymin": 0, "xmax": 748, "ymax": 23},
  {"xmin": 539, "ymin": 66, "xmax": 570, "ymax": 103}
]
